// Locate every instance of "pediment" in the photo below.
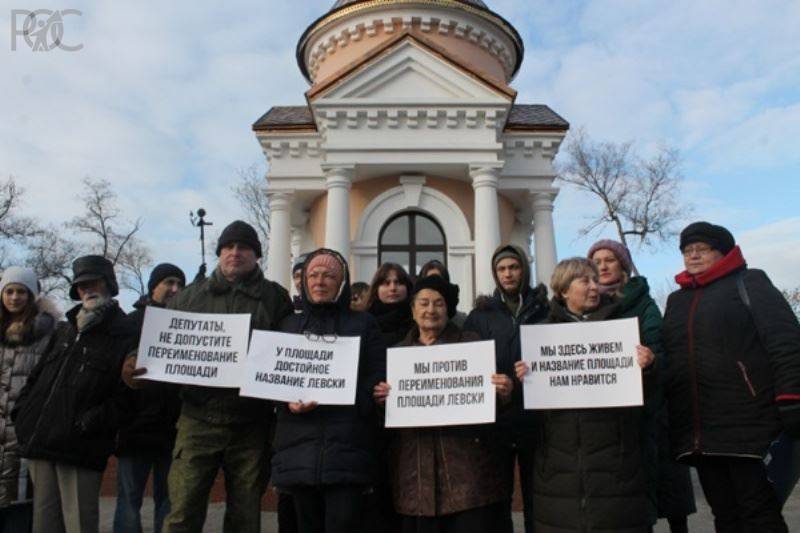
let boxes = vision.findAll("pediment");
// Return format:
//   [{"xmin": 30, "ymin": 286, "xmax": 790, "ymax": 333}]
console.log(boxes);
[{"xmin": 309, "ymin": 36, "xmax": 514, "ymax": 105}]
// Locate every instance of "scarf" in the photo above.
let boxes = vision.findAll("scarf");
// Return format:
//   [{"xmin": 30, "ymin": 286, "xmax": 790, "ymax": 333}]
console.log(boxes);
[
  {"xmin": 76, "ymin": 297, "xmax": 114, "ymax": 332},
  {"xmin": 675, "ymin": 246, "xmax": 746, "ymax": 289}
]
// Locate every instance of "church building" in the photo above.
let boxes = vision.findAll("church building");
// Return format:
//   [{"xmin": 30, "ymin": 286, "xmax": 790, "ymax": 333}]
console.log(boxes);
[{"xmin": 254, "ymin": 0, "xmax": 568, "ymax": 308}]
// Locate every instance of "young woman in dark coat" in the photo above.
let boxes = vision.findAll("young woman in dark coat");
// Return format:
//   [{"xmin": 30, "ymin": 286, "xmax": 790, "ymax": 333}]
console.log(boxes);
[
  {"xmin": 271, "ymin": 249, "xmax": 386, "ymax": 533},
  {"xmin": 662, "ymin": 222, "xmax": 800, "ymax": 532},
  {"xmin": 366, "ymin": 263, "xmax": 414, "ymax": 347},
  {"xmin": 373, "ymin": 275, "xmax": 514, "ymax": 533},
  {"xmin": 515, "ymin": 257, "xmax": 656, "ymax": 533},
  {"xmin": 588, "ymin": 240, "xmax": 696, "ymax": 532}
]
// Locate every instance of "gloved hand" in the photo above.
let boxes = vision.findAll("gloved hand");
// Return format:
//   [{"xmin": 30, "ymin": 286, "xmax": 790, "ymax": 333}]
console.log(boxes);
[{"xmin": 778, "ymin": 402, "xmax": 800, "ymax": 440}]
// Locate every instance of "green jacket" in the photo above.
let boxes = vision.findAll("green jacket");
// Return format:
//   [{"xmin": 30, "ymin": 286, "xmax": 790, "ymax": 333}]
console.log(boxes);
[
  {"xmin": 617, "ymin": 276, "xmax": 663, "ymax": 524},
  {"xmin": 169, "ymin": 266, "xmax": 292, "ymax": 424}
]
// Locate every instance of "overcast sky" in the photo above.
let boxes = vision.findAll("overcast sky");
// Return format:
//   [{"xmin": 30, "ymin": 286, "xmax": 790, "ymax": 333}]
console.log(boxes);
[{"xmin": 1, "ymin": 0, "xmax": 798, "ymax": 308}]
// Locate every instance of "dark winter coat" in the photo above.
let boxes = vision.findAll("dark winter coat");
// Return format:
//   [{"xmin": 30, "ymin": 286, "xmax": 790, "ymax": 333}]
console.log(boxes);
[
  {"xmin": 662, "ymin": 246, "xmax": 800, "ymax": 461},
  {"xmin": 390, "ymin": 323, "xmax": 509, "ymax": 517},
  {"xmin": 271, "ymin": 249, "xmax": 386, "ymax": 489},
  {"xmin": 369, "ymin": 300, "xmax": 414, "ymax": 348},
  {"xmin": 13, "ymin": 301, "xmax": 136, "ymax": 472},
  {"xmin": 532, "ymin": 298, "xmax": 651, "ymax": 533},
  {"xmin": 617, "ymin": 277, "xmax": 665, "ymax": 523},
  {"xmin": 0, "ymin": 298, "xmax": 58, "ymax": 507},
  {"xmin": 116, "ymin": 296, "xmax": 182, "ymax": 457},
  {"xmin": 463, "ymin": 244, "xmax": 549, "ymax": 447},
  {"xmin": 169, "ymin": 265, "xmax": 293, "ymax": 425}
]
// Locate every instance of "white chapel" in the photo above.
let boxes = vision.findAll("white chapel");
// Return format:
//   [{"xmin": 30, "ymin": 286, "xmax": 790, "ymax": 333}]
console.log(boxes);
[{"xmin": 254, "ymin": 0, "xmax": 568, "ymax": 309}]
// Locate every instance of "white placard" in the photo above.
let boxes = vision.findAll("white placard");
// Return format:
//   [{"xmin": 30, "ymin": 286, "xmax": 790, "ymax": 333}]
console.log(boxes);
[
  {"xmin": 136, "ymin": 307, "xmax": 251, "ymax": 388},
  {"xmin": 239, "ymin": 330, "xmax": 361, "ymax": 405},
  {"xmin": 385, "ymin": 340, "xmax": 496, "ymax": 428},
  {"xmin": 521, "ymin": 317, "xmax": 642, "ymax": 409}
]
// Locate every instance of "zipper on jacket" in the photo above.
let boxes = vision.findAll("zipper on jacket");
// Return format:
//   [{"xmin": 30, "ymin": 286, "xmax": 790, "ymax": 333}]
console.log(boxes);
[
  {"xmin": 737, "ymin": 361, "xmax": 757, "ymax": 397},
  {"xmin": 686, "ymin": 290, "xmax": 703, "ymax": 452},
  {"xmin": 577, "ymin": 413, "xmax": 587, "ymax": 532}
]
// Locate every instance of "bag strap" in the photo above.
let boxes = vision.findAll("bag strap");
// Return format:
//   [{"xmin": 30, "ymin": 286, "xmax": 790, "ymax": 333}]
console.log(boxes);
[{"xmin": 737, "ymin": 271, "xmax": 752, "ymax": 311}]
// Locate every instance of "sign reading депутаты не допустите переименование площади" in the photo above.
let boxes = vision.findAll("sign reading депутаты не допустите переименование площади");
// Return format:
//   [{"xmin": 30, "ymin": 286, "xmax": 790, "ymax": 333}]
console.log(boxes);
[{"xmin": 135, "ymin": 307, "xmax": 251, "ymax": 387}]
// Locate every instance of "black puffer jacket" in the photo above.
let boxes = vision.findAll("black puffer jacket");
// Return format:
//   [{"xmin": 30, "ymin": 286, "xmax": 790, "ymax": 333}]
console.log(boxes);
[
  {"xmin": 532, "ymin": 298, "xmax": 650, "ymax": 533},
  {"xmin": 13, "ymin": 302, "xmax": 136, "ymax": 471},
  {"xmin": 271, "ymin": 249, "xmax": 387, "ymax": 488},
  {"xmin": 463, "ymin": 244, "xmax": 549, "ymax": 446},
  {"xmin": 662, "ymin": 246, "xmax": 800, "ymax": 461},
  {"xmin": 116, "ymin": 296, "xmax": 182, "ymax": 457}
]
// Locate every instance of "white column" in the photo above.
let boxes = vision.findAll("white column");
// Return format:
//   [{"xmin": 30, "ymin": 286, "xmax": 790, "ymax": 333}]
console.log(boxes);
[
  {"xmin": 266, "ymin": 191, "xmax": 293, "ymax": 290},
  {"xmin": 531, "ymin": 190, "xmax": 558, "ymax": 287},
  {"xmin": 324, "ymin": 166, "xmax": 354, "ymax": 261},
  {"xmin": 470, "ymin": 165, "xmax": 502, "ymax": 297}
]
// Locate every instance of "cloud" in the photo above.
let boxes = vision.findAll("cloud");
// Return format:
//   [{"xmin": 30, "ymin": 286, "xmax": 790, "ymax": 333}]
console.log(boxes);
[{"xmin": 738, "ymin": 217, "xmax": 800, "ymax": 290}]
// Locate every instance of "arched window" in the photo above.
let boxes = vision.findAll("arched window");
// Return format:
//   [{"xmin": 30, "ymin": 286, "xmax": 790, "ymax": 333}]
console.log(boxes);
[{"xmin": 378, "ymin": 212, "xmax": 446, "ymax": 276}]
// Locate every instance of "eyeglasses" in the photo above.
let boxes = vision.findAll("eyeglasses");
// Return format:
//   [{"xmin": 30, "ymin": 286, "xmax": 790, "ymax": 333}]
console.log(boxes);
[
  {"xmin": 682, "ymin": 244, "xmax": 714, "ymax": 256},
  {"xmin": 304, "ymin": 331, "xmax": 338, "ymax": 343}
]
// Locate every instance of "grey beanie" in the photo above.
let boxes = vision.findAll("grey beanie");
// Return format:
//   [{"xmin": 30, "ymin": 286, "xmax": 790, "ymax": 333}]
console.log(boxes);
[{"xmin": 0, "ymin": 266, "xmax": 39, "ymax": 298}]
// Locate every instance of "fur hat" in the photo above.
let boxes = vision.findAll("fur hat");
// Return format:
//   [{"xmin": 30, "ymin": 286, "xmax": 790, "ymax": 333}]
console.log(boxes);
[
  {"xmin": 69, "ymin": 255, "xmax": 118, "ymax": 300},
  {"xmin": 680, "ymin": 222, "xmax": 735, "ymax": 255},
  {"xmin": 412, "ymin": 274, "xmax": 459, "ymax": 319}
]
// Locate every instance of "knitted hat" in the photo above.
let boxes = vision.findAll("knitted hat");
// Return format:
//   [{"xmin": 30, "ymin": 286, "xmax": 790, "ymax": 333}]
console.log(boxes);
[
  {"xmin": 147, "ymin": 263, "xmax": 186, "ymax": 295},
  {"xmin": 69, "ymin": 255, "xmax": 118, "ymax": 300},
  {"xmin": 587, "ymin": 239, "xmax": 635, "ymax": 274},
  {"xmin": 412, "ymin": 274, "xmax": 459, "ymax": 319},
  {"xmin": 679, "ymin": 222, "xmax": 735, "ymax": 255},
  {"xmin": 305, "ymin": 252, "xmax": 344, "ymax": 284},
  {"xmin": 216, "ymin": 220, "xmax": 262, "ymax": 258},
  {"xmin": 492, "ymin": 248, "xmax": 523, "ymax": 269},
  {"xmin": 0, "ymin": 266, "xmax": 39, "ymax": 299}
]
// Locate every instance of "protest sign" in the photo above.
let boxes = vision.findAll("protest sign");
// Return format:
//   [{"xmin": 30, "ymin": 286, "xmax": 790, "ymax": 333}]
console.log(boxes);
[
  {"xmin": 521, "ymin": 317, "xmax": 642, "ymax": 409},
  {"xmin": 385, "ymin": 340, "xmax": 496, "ymax": 428},
  {"xmin": 136, "ymin": 307, "xmax": 251, "ymax": 388},
  {"xmin": 240, "ymin": 330, "xmax": 361, "ymax": 405}
]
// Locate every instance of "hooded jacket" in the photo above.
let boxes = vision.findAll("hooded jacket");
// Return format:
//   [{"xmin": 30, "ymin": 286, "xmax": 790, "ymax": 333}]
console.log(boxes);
[
  {"xmin": 13, "ymin": 300, "xmax": 136, "ymax": 472},
  {"xmin": 0, "ymin": 298, "xmax": 58, "ymax": 507},
  {"xmin": 116, "ymin": 296, "xmax": 182, "ymax": 456},
  {"xmin": 271, "ymin": 249, "xmax": 387, "ymax": 488},
  {"xmin": 662, "ymin": 246, "xmax": 800, "ymax": 460},
  {"xmin": 532, "ymin": 297, "xmax": 650, "ymax": 533},
  {"xmin": 463, "ymin": 244, "xmax": 549, "ymax": 446},
  {"xmin": 168, "ymin": 265, "xmax": 293, "ymax": 425}
]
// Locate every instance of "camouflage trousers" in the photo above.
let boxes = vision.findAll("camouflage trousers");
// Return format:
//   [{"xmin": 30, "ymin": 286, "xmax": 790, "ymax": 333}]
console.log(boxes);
[{"xmin": 162, "ymin": 414, "xmax": 271, "ymax": 533}]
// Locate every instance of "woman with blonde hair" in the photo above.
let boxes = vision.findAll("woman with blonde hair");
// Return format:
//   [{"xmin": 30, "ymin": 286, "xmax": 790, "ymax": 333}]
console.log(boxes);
[{"xmin": 516, "ymin": 257, "xmax": 656, "ymax": 533}]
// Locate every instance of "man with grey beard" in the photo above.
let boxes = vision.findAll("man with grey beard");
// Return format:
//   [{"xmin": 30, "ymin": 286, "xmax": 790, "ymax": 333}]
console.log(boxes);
[{"xmin": 13, "ymin": 255, "xmax": 136, "ymax": 533}]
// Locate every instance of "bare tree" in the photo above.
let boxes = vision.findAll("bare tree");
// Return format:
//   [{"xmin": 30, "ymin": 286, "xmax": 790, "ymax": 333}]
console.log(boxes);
[
  {"xmin": 783, "ymin": 287, "xmax": 800, "ymax": 319},
  {"xmin": 70, "ymin": 177, "xmax": 152, "ymax": 296},
  {"xmin": 558, "ymin": 128, "xmax": 692, "ymax": 250},
  {"xmin": 24, "ymin": 226, "xmax": 78, "ymax": 297},
  {"xmin": 231, "ymin": 164, "xmax": 270, "ymax": 267}
]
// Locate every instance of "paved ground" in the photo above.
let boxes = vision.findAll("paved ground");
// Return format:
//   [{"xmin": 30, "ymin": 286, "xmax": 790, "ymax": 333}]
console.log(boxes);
[{"xmin": 99, "ymin": 472, "xmax": 800, "ymax": 532}]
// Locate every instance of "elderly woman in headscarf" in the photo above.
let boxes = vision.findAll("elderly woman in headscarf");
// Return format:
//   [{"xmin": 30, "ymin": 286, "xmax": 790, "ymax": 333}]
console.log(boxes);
[
  {"xmin": 587, "ymin": 239, "xmax": 695, "ymax": 532},
  {"xmin": 271, "ymin": 249, "xmax": 386, "ymax": 533},
  {"xmin": 515, "ymin": 257, "xmax": 656, "ymax": 533},
  {"xmin": 373, "ymin": 275, "xmax": 514, "ymax": 533}
]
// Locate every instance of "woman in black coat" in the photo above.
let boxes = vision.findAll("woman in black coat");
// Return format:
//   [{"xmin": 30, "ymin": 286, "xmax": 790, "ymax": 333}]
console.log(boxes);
[
  {"xmin": 515, "ymin": 257, "xmax": 656, "ymax": 533},
  {"xmin": 271, "ymin": 249, "xmax": 386, "ymax": 533},
  {"xmin": 662, "ymin": 222, "xmax": 800, "ymax": 532},
  {"xmin": 366, "ymin": 263, "xmax": 414, "ymax": 348}
]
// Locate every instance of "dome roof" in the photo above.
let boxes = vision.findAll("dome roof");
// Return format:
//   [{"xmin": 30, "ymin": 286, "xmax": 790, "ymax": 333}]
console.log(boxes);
[
  {"xmin": 298, "ymin": 0, "xmax": 522, "ymax": 84},
  {"xmin": 330, "ymin": 0, "xmax": 488, "ymax": 9}
]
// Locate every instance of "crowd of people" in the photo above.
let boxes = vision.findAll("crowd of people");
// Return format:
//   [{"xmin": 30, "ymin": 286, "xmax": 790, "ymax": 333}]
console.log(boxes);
[{"xmin": 0, "ymin": 218, "xmax": 797, "ymax": 533}]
